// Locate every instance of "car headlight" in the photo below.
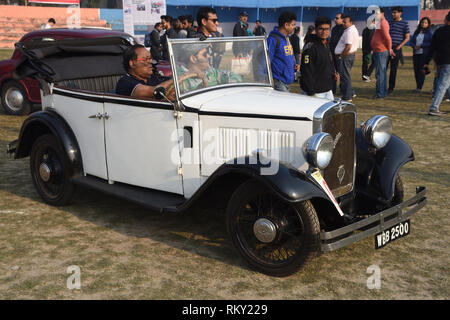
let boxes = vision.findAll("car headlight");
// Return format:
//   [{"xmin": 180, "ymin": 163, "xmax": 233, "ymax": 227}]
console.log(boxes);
[
  {"xmin": 303, "ymin": 133, "xmax": 334, "ymax": 169},
  {"xmin": 361, "ymin": 115, "xmax": 392, "ymax": 149}
]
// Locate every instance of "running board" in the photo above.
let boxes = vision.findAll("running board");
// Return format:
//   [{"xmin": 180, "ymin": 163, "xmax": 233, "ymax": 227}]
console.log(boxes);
[{"xmin": 71, "ymin": 175, "xmax": 186, "ymax": 213}]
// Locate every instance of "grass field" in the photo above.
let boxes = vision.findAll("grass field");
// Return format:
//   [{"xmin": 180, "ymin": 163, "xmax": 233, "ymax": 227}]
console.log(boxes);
[{"xmin": 0, "ymin": 47, "xmax": 449, "ymax": 300}]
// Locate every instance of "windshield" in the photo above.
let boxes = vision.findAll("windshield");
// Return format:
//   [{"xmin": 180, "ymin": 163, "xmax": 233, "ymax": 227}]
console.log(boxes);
[{"xmin": 168, "ymin": 37, "xmax": 272, "ymax": 97}]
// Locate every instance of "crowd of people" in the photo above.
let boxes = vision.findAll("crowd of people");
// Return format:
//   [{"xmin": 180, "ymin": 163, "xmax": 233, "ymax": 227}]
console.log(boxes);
[{"xmin": 136, "ymin": 6, "xmax": 449, "ymax": 115}]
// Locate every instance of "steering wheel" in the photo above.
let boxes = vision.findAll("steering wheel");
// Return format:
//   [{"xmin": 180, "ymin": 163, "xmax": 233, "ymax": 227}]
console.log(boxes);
[{"xmin": 165, "ymin": 71, "xmax": 207, "ymax": 98}]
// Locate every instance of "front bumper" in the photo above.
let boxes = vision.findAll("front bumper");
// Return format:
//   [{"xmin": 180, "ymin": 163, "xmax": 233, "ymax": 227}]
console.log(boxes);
[{"xmin": 320, "ymin": 186, "xmax": 426, "ymax": 252}]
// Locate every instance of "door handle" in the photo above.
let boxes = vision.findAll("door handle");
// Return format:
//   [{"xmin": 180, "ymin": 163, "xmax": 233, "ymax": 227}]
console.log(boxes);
[
  {"xmin": 88, "ymin": 113, "xmax": 110, "ymax": 120},
  {"xmin": 88, "ymin": 113, "xmax": 102, "ymax": 119}
]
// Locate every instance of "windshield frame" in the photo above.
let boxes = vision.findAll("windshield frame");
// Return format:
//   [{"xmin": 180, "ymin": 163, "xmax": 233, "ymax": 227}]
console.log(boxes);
[{"xmin": 167, "ymin": 36, "xmax": 273, "ymax": 100}]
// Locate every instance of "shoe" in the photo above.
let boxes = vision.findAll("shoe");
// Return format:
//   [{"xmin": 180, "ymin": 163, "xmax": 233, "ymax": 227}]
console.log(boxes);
[
  {"xmin": 387, "ymin": 89, "xmax": 393, "ymax": 95},
  {"xmin": 343, "ymin": 99, "xmax": 352, "ymax": 102},
  {"xmin": 445, "ymin": 98, "xmax": 450, "ymax": 102},
  {"xmin": 428, "ymin": 110, "xmax": 447, "ymax": 116},
  {"xmin": 413, "ymin": 89, "xmax": 421, "ymax": 93},
  {"xmin": 372, "ymin": 95, "xmax": 384, "ymax": 100},
  {"xmin": 362, "ymin": 75, "xmax": 371, "ymax": 82},
  {"xmin": 352, "ymin": 93, "xmax": 357, "ymax": 98}
]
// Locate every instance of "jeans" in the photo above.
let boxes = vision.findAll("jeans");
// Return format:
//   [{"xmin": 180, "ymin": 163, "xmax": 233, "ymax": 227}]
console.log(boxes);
[
  {"xmin": 274, "ymin": 78, "xmax": 290, "ymax": 92},
  {"xmin": 413, "ymin": 54, "xmax": 427, "ymax": 90},
  {"xmin": 362, "ymin": 52, "xmax": 375, "ymax": 78},
  {"xmin": 429, "ymin": 64, "xmax": 450, "ymax": 112},
  {"xmin": 387, "ymin": 47, "xmax": 402, "ymax": 91},
  {"xmin": 336, "ymin": 54, "xmax": 355, "ymax": 100},
  {"xmin": 374, "ymin": 50, "xmax": 389, "ymax": 98}
]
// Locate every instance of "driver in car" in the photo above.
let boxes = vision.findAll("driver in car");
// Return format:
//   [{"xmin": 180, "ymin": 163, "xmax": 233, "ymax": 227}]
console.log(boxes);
[
  {"xmin": 176, "ymin": 43, "xmax": 242, "ymax": 93},
  {"xmin": 116, "ymin": 44, "xmax": 175, "ymax": 100}
]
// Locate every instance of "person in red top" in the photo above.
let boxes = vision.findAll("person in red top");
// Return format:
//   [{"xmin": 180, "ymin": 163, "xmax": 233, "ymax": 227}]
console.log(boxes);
[{"xmin": 371, "ymin": 7, "xmax": 395, "ymax": 99}]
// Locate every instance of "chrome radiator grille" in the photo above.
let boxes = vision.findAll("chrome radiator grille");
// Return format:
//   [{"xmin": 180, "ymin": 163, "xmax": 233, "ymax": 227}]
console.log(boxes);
[{"xmin": 315, "ymin": 103, "xmax": 356, "ymax": 198}]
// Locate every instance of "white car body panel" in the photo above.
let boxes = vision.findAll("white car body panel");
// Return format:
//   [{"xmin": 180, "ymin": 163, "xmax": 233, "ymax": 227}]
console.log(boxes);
[{"xmin": 104, "ymin": 99, "xmax": 184, "ymax": 195}]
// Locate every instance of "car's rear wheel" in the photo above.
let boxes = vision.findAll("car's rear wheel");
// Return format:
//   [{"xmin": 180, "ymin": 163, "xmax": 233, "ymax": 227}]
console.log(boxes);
[
  {"xmin": 30, "ymin": 134, "xmax": 75, "ymax": 206},
  {"xmin": 1, "ymin": 81, "xmax": 32, "ymax": 115},
  {"xmin": 226, "ymin": 179, "xmax": 320, "ymax": 277}
]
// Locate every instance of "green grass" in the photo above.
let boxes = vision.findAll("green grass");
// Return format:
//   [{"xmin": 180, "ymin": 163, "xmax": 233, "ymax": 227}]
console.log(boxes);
[{"xmin": 0, "ymin": 47, "xmax": 449, "ymax": 299}]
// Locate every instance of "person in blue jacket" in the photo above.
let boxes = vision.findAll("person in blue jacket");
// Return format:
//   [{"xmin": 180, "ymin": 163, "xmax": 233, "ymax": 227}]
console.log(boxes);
[
  {"xmin": 267, "ymin": 11, "xmax": 299, "ymax": 92},
  {"xmin": 410, "ymin": 17, "xmax": 433, "ymax": 92}
]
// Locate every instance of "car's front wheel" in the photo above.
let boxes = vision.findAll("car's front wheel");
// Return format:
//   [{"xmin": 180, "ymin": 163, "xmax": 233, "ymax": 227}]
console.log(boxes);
[
  {"xmin": 30, "ymin": 134, "xmax": 75, "ymax": 206},
  {"xmin": 1, "ymin": 81, "xmax": 32, "ymax": 115},
  {"xmin": 226, "ymin": 179, "xmax": 321, "ymax": 277}
]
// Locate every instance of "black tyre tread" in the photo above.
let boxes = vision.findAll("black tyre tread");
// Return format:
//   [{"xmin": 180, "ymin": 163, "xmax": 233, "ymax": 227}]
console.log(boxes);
[
  {"xmin": 226, "ymin": 179, "xmax": 321, "ymax": 277},
  {"xmin": 30, "ymin": 134, "xmax": 75, "ymax": 206},
  {"xmin": 1, "ymin": 81, "xmax": 32, "ymax": 115}
]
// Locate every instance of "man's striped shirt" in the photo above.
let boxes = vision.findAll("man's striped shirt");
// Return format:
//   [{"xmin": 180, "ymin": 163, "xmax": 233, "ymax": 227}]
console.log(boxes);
[{"xmin": 389, "ymin": 19, "xmax": 410, "ymax": 46}]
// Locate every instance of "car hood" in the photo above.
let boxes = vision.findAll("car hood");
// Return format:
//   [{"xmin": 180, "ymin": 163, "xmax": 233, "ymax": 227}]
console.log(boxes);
[{"xmin": 181, "ymin": 87, "xmax": 333, "ymax": 121}]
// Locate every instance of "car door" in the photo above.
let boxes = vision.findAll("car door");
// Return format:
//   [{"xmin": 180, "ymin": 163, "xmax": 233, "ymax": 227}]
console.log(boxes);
[
  {"xmin": 103, "ymin": 97, "xmax": 184, "ymax": 195},
  {"xmin": 51, "ymin": 88, "xmax": 109, "ymax": 180}
]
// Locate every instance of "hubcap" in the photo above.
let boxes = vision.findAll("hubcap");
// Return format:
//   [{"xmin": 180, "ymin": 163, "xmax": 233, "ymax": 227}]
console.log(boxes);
[
  {"xmin": 253, "ymin": 218, "xmax": 277, "ymax": 243},
  {"xmin": 39, "ymin": 163, "xmax": 51, "ymax": 182},
  {"xmin": 5, "ymin": 87, "xmax": 24, "ymax": 111}
]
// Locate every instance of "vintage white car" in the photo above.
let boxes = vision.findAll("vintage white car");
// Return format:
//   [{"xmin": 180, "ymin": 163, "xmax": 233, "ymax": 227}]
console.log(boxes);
[{"xmin": 7, "ymin": 36, "xmax": 426, "ymax": 276}]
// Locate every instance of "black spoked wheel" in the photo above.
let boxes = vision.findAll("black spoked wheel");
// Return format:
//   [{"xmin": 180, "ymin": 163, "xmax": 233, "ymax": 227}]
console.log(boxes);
[
  {"xmin": 30, "ymin": 134, "xmax": 75, "ymax": 206},
  {"xmin": 227, "ymin": 179, "xmax": 320, "ymax": 277}
]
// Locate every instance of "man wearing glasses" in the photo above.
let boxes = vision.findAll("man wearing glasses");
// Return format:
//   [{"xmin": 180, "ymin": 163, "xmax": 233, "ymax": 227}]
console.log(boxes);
[
  {"xmin": 116, "ymin": 45, "xmax": 174, "ymax": 99},
  {"xmin": 300, "ymin": 16, "xmax": 338, "ymax": 100},
  {"xmin": 196, "ymin": 7, "xmax": 224, "ymax": 68}
]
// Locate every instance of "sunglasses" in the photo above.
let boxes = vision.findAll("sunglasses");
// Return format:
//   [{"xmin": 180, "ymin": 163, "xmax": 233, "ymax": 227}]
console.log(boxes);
[
  {"xmin": 208, "ymin": 18, "xmax": 219, "ymax": 23},
  {"xmin": 135, "ymin": 56, "xmax": 152, "ymax": 63}
]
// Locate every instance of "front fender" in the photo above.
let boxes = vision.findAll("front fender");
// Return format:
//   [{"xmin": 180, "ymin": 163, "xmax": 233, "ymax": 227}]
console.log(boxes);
[
  {"xmin": 182, "ymin": 156, "xmax": 331, "ymax": 212},
  {"xmin": 14, "ymin": 109, "xmax": 83, "ymax": 177},
  {"xmin": 356, "ymin": 128, "xmax": 414, "ymax": 201}
]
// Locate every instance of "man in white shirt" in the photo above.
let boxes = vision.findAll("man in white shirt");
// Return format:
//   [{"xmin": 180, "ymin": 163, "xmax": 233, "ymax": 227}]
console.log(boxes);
[{"xmin": 334, "ymin": 15, "xmax": 359, "ymax": 101}]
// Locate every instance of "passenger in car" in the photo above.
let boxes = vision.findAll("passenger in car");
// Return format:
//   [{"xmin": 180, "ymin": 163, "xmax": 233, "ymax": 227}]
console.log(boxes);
[
  {"xmin": 176, "ymin": 43, "xmax": 242, "ymax": 93},
  {"xmin": 116, "ymin": 44, "xmax": 175, "ymax": 100}
]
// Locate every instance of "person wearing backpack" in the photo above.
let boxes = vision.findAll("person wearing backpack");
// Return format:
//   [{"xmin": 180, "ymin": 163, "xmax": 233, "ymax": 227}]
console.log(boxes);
[{"xmin": 267, "ymin": 11, "xmax": 299, "ymax": 92}]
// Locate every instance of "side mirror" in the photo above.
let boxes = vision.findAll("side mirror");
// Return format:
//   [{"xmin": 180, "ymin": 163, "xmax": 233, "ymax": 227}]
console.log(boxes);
[{"xmin": 153, "ymin": 86, "xmax": 166, "ymax": 100}]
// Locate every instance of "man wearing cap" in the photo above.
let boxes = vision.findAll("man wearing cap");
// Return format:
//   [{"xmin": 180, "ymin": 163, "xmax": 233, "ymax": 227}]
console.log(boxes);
[
  {"xmin": 233, "ymin": 11, "xmax": 251, "ymax": 57},
  {"xmin": 176, "ymin": 44, "xmax": 242, "ymax": 94}
]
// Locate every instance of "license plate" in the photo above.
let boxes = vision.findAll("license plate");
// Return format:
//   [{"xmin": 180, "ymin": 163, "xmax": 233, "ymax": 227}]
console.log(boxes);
[{"xmin": 375, "ymin": 220, "xmax": 410, "ymax": 249}]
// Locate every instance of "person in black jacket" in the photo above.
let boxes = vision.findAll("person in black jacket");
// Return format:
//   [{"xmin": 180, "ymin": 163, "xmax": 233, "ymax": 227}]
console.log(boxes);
[
  {"xmin": 160, "ymin": 15, "xmax": 178, "ymax": 60},
  {"xmin": 362, "ymin": 20, "xmax": 376, "ymax": 82},
  {"xmin": 300, "ymin": 16, "xmax": 338, "ymax": 100},
  {"xmin": 148, "ymin": 23, "xmax": 163, "ymax": 61},
  {"xmin": 232, "ymin": 11, "xmax": 251, "ymax": 57},
  {"xmin": 254, "ymin": 20, "xmax": 266, "ymax": 36},
  {"xmin": 329, "ymin": 12, "xmax": 344, "ymax": 94},
  {"xmin": 181, "ymin": 15, "xmax": 197, "ymax": 38},
  {"xmin": 290, "ymin": 26, "xmax": 301, "ymax": 65}
]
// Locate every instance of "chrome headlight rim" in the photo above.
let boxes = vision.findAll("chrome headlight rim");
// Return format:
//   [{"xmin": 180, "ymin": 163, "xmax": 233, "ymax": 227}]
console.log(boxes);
[
  {"xmin": 303, "ymin": 132, "xmax": 334, "ymax": 169},
  {"xmin": 361, "ymin": 115, "xmax": 393, "ymax": 149}
]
